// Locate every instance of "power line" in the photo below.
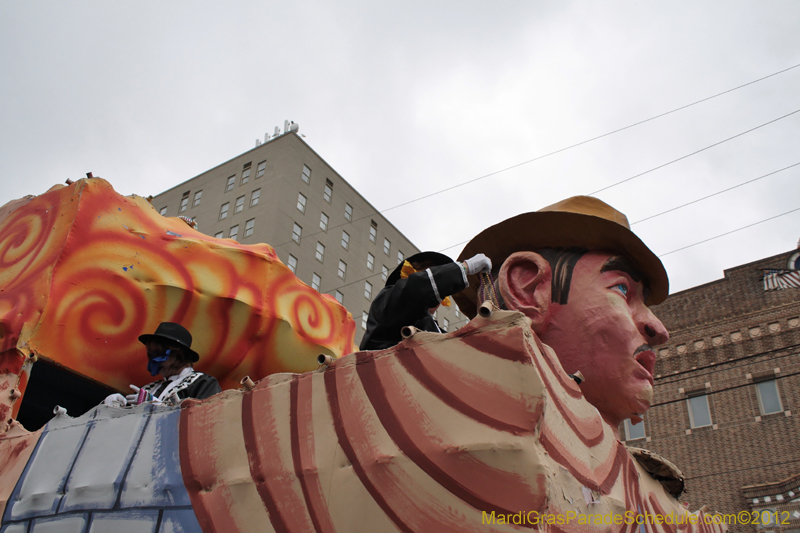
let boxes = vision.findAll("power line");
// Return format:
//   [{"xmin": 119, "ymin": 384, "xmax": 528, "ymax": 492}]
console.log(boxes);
[
  {"xmin": 324, "ymin": 204, "xmax": 800, "ymax": 315},
  {"xmin": 436, "ymin": 201, "xmax": 800, "ymax": 325},
  {"xmin": 649, "ymin": 370, "xmax": 800, "ymax": 408},
  {"xmin": 587, "ymin": 108, "xmax": 800, "ymax": 196},
  {"xmin": 655, "ymin": 343, "xmax": 800, "ymax": 385},
  {"xmin": 271, "ymin": 65, "xmax": 800, "ymax": 256},
  {"xmin": 659, "ymin": 206, "xmax": 800, "ymax": 257},
  {"xmin": 284, "ymin": 65, "xmax": 800, "ymax": 297},
  {"xmin": 381, "ymin": 63, "xmax": 800, "ymax": 214},
  {"xmin": 631, "ymin": 162, "xmax": 800, "ymax": 225},
  {"xmin": 322, "ymin": 194, "xmax": 800, "ymax": 311},
  {"xmin": 378, "ymin": 119, "xmax": 800, "ymax": 284},
  {"xmin": 685, "ymin": 458, "xmax": 800, "ymax": 481}
]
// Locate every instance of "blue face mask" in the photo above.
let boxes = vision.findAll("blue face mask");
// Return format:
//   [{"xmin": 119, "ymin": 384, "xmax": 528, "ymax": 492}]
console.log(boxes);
[{"xmin": 147, "ymin": 349, "xmax": 172, "ymax": 376}]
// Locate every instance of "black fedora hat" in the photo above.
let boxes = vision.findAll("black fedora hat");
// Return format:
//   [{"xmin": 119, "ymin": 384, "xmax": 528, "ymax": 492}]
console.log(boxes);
[
  {"xmin": 385, "ymin": 251, "xmax": 455, "ymax": 287},
  {"xmin": 138, "ymin": 322, "xmax": 199, "ymax": 362}
]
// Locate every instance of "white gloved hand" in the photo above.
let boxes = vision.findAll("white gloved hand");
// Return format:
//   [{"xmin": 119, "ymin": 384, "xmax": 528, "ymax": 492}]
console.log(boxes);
[
  {"xmin": 125, "ymin": 384, "xmax": 141, "ymax": 405},
  {"xmin": 104, "ymin": 393, "xmax": 128, "ymax": 408},
  {"xmin": 463, "ymin": 253, "xmax": 492, "ymax": 275}
]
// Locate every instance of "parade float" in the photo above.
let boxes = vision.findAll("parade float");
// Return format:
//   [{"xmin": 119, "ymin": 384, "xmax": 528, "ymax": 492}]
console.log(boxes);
[{"xmin": 0, "ymin": 179, "xmax": 725, "ymax": 532}]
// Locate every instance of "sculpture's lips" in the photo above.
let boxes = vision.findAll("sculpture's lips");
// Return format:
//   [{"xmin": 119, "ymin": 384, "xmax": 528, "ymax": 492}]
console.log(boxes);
[{"xmin": 634, "ymin": 347, "xmax": 656, "ymax": 384}]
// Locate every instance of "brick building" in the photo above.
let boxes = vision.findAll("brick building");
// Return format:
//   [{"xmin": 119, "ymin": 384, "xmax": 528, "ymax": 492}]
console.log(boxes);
[
  {"xmin": 151, "ymin": 128, "xmax": 463, "ymax": 345},
  {"xmin": 622, "ymin": 247, "xmax": 800, "ymax": 531}
]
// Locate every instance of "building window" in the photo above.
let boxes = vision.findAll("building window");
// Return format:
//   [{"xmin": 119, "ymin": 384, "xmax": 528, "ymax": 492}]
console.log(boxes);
[
  {"xmin": 235, "ymin": 195, "xmax": 245, "ymax": 214},
  {"xmin": 287, "ymin": 254, "xmax": 297, "ymax": 273},
  {"xmin": 367, "ymin": 252, "xmax": 374, "ymax": 271},
  {"xmin": 292, "ymin": 223, "xmax": 302, "ymax": 243},
  {"xmin": 361, "ymin": 312, "xmax": 368, "ymax": 330},
  {"xmin": 219, "ymin": 202, "xmax": 230, "ymax": 220},
  {"xmin": 214, "ymin": 231, "xmax": 223, "ymax": 238},
  {"xmin": 297, "ymin": 193, "xmax": 307, "ymax": 213},
  {"xmin": 344, "ymin": 203, "xmax": 353, "ymax": 221},
  {"xmin": 443, "ymin": 318, "xmax": 449, "ymax": 330},
  {"xmin": 225, "ymin": 175, "xmax": 235, "ymax": 192},
  {"xmin": 241, "ymin": 164, "xmax": 251, "ymax": 184},
  {"xmin": 250, "ymin": 188, "xmax": 261, "ymax": 207},
  {"xmin": 315, "ymin": 242, "xmax": 325, "ymax": 262},
  {"xmin": 369, "ymin": 221, "xmax": 377, "ymax": 243},
  {"xmin": 756, "ymin": 380, "xmax": 783, "ymax": 415},
  {"xmin": 381, "ymin": 265, "xmax": 389, "ymax": 282},
  {"xmin": 334, "ymin": 290, "xmax": 343, "ymax": 304},
  {"xmin": 229, "ymin": 225, "xmax": 239, "ymax": 241},
  {"xmin": 397, "ymin": 251, "xmax": 404, "ymax": 265},
  {"xmin": 312, "ymin": 273, "xmax": 321, "ymax": 291},
  {"xmin": 383, "ymin": 238, "xmax": 391, "ymax": 255},
  {"xmin": 341, "ymin": 231, "xmax": 349, "ymax": 250},
  {"xmin": 301, "ymin": 164, "xmax": 311, "ymax": 184},
  {"xmin": 323, "ymin": 179, "xmax": 333, "ymax": 203},
  {"xmin": 256, "ymin": 160, "xmax": 266, "ymax": 179},
  {"xmin": 338, "ymin": 260, "xmax": 347, "ymax": 280},
  {"xmin": 244, "ymin": 218, "xmax": 255, "ymax": 238},
  {"xmin": 364, "ymin": 281, "xmax": 372, "ymax": 300},
  {"xmin": 687, "ymin": 394, "xmax": 712, "ymax": 428},
  {"xmin": 320, "ymin": 212, "xmax": 329, "ymax": 231},
  {"xmin": 192, "ymin": 190, "xmax": 203, "ymax": 207},
  {"xmin": 159, "ymin": 206, "xmax": 168, "ymax": 216},
  {"xmin": 624, "ymin": 419, "xmax": 646, "ymax": 440},
  {"xmin": 179, "ymin": 195, "xmax": 189, "ymax": 213},
  {"xmin": 759, "ymin": 508, "xmax": 779, "ymax": 528}
]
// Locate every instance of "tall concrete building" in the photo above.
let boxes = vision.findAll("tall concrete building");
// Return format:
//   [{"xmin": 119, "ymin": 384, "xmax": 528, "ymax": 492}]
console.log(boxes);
[
  {"xmin": 622, "ymin": 247, "xmax": 800, "ymax": 531},
  {"xmin": 151, "ymin": 130, "xmax": 464, "ymax": 345}
]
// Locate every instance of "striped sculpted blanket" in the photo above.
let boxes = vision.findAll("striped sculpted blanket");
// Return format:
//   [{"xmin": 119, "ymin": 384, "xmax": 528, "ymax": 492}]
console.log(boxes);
[{"xmin": 0, "ymin": 310, "xmax": 725, "ymax": 533}]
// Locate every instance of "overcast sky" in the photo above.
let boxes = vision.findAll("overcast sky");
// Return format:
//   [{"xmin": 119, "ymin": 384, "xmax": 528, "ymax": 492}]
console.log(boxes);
[{"xmin": 2, "ymin": 1, "xmax": 798, "ymax": 296}]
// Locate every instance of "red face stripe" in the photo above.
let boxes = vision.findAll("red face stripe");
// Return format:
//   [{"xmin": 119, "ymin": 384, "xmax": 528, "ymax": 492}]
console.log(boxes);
[
  {"xmin": 290, "ymin": 375, "xmax": 336, "ymax": 533},
  {"xmin": 532, "ymin": 335, "xmax": 584, "ymax": 399},
  {"xmin": 395, "ymin": 347, "xmax": 540, "ymax": 435},
  {"xmin": 180, "ymin": 401, "xmax": 238, "ymax": 533},
  {"xmin": 539, "ymin": 428, "xmax": 626, "ymax": 494},
  {"xmin": 527, "ymin": 339, "xmax": 605, "ymax": 447},
  {"xmin": 356, "ymin": 352, "xmax": 545, "ymax": 525},
  {"xmin": 459, "ymin": 333, "xmax": 532, "ymax": 364},
  {"xmin": 324, "ymin": 364, "xmax": 415, "ymax": 533},
  {"xmin": 242, "ymin": 384, "xmax": 305, "ymax": 533}
]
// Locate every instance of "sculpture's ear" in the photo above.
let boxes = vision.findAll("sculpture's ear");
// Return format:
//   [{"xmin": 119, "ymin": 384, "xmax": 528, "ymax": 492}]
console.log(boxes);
[{"xmin": 498, "ymin": 251, "xmax": 552, "ymax": 332}]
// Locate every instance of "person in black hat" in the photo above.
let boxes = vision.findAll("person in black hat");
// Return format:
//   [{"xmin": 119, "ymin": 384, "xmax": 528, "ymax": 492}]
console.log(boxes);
[
  {"xmin": 359, "ymin": 251, "xmax": 492, "ymax": 351},
  {"xmin": 103, "ymin": 322, "xmax": 221, "ymax": 407}
]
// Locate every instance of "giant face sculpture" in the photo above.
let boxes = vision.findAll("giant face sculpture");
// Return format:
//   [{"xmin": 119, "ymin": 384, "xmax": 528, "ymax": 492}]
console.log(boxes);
[
  {"xmin": 455, "ymin": 196, "xmax": 672, "ymax": 434},
  {"xmin": 537, "ymin": 251, "xmax": 669, "ymax": 427}
]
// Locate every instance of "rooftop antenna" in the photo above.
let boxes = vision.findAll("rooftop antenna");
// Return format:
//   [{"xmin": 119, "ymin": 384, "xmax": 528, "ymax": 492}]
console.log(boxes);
[{"xmin": 273, "ymin": 126, "xmax": 281, "ymax": 137}]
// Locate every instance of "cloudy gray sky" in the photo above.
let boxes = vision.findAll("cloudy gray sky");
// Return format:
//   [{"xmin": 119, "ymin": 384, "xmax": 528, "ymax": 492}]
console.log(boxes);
[{"xmin": 2, "ymin": 1, "xmax": 798, "ymax": 295}]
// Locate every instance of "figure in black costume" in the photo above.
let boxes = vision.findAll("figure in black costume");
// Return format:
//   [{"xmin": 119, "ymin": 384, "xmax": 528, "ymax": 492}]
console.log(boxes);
[
  {"xmin": 360, "ymin": 251, "xmax": 492, "ymax": 351},
  {"xmin": 104, "ymin": 322, "xmax": 221, "ymax": 407}
]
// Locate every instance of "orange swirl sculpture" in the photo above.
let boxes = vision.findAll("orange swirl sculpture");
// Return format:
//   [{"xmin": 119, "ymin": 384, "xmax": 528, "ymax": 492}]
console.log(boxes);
[{"xmin": 0, "ymin": 177, "xmax": 356, "ymax": 419}]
